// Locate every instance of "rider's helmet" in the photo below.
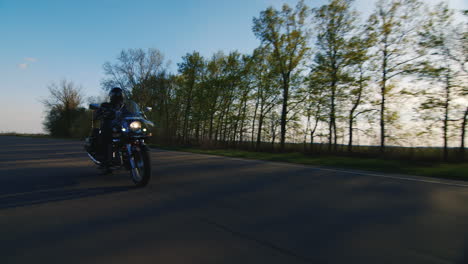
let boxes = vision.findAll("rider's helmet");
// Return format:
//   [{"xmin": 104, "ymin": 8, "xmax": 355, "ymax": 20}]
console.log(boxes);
[{"xmin": 109, "ymin": 87, "xmax": 124, "ymax": 106}]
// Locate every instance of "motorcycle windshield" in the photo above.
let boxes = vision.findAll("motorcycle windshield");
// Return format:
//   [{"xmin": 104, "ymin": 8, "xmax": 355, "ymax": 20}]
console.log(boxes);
[
  {"xmin": 124, "ymin": 100, "xmax": 142, "ymax": 116},
  {"xmin": 121, "ymin": 100, "xmax": 154, "ymax": 127}
]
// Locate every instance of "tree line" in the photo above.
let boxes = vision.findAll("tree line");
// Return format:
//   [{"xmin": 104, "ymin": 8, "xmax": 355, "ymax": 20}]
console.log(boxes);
[{"xmin": 43, "ymin": 0, "xmax": 467, "ymax": 161}]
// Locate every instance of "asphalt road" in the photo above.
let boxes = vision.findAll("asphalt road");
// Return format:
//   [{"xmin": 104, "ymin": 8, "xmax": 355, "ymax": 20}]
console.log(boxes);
[{"xmin": 1, "ymin": 136, "xmax": 468, "ymax": 263}]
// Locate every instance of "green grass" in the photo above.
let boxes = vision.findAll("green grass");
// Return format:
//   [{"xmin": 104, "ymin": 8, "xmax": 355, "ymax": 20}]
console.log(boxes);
[{"xmin": 153, "ymin": 146, "xmax": 468, "ymax": 181}]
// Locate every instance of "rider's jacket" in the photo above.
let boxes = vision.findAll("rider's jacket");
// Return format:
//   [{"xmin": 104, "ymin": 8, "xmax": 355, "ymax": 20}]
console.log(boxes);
[{"xmin": 94, "ymin": 102, "xmax": 130, "ymax": 126}]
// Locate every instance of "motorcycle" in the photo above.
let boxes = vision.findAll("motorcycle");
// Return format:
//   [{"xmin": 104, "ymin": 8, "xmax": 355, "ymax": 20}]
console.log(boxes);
[{"xmin": 84, "ymin": 100, "xmax": 154, "ymax": 187}]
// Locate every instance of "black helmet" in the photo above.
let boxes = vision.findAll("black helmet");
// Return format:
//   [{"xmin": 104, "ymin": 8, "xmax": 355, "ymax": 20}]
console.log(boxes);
[{"xmin": 109, "ymin": 87, "xmax": 124, "ymax": 105}]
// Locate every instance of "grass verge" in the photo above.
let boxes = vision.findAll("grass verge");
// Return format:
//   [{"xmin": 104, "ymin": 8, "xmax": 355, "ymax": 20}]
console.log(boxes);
[
  {"xmin": 0, "ymin": 132, "xmax": 51, "ymax": 138},
  {"xmin": 153, "ymin": 146, "xmax": 468, "ymax": 181}
]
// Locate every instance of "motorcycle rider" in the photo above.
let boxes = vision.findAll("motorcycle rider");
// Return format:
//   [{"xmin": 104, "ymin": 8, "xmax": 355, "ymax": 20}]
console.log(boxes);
[{"xmin": 95, "ymin": 87, "xmax": 127, "ymax": 173}]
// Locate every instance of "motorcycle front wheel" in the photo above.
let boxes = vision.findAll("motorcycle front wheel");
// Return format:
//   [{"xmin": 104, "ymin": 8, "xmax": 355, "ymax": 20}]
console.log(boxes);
[{"xmin": 130, "ymin": 148, "xmax": 151, "ymax": 187}]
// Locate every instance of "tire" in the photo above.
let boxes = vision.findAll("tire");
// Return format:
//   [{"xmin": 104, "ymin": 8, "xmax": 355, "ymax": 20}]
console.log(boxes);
[{"xmin": 131, "ymin": 148, "xmax": 151, "ymax": 187}]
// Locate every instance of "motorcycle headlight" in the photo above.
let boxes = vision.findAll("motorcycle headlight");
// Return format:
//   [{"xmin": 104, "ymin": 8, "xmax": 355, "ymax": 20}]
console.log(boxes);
[{"xmin": 129, "ymin": 121, "xmax": 142, "ymax": 131}]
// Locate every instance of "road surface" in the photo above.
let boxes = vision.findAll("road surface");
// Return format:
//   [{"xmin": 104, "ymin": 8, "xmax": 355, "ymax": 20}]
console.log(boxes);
[{"xmin": 1, "ymin": 136, "xmax": 468, "ymax": 263}]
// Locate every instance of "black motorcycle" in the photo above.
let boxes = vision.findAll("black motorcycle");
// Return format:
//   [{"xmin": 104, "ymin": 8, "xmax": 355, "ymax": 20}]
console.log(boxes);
[{"xmin": 85, "ymin": 100, "xmax": 154, "ymax": 187}]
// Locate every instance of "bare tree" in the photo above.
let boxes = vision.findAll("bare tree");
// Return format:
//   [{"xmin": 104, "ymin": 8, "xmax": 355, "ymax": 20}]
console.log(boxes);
[
  {"xmin": 42, "ymin": 79, "xmax": 85, "ymax": 137},
  {"xmin": 102, "ymin": 48, "xmax": 166, "ymax": 95},
  {"xmin": 43, "ymin": 79, "xmax": 83, "ymax": 111}
]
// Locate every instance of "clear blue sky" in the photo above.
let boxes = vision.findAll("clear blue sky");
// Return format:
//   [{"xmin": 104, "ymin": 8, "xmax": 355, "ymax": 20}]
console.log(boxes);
[{"xmin": 0, "ymin": 0, "xmax": 465, "ymax": 133}]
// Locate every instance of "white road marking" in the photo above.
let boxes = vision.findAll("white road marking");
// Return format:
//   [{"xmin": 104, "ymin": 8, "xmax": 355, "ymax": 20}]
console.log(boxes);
[
  {"xmin": 317, "ymin": 167, "xmax": 468, "ymax": 188},
  {"xmin": 156, "ymin": 150, "xmax": 468, "ymax": 188}
]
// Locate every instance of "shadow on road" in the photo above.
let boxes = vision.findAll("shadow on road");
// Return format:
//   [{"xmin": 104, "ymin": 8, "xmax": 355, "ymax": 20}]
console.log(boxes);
[
  {"xmin": 0, "ymin": 136, "xmax": 135, "ymax": 210},
  {"xmin": 0, "ymin": 185, "xmax": 133, "ymax": 209},
  {"xmin": 2, "ymin": 137, "xmax": 468, "ymax": 263}
]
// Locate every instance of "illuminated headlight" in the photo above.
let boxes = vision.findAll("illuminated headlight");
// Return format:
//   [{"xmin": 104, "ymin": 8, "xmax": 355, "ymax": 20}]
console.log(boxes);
[{"xmin": 129, "ymin": 121, "xmax": 142, "ymax": 131}]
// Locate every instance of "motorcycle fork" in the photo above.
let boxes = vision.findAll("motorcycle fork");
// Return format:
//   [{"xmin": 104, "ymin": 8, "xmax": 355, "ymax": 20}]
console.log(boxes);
[
  {"xmin": 127, "ymin": 142, "xmax": 142, "ymax": 171},
  {"xmin": 126, "ymin": 144, "xmax": 137, "ymax": 171}
]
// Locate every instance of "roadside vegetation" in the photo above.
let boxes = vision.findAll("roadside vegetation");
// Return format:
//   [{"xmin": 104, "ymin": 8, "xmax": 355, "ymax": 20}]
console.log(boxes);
[
  {"xmin": 2, "ymin": 130, "xmax": 465, "ymax": 179},
  {"xmin": 153, "ymin": 145, "xmax": 468, "ymax": 180},
  {"xmin": 39, "ymin": 0, "xmax": 467, "ymax": 166},
  {"xmin": 0, "ymin": 132, "xmax": 50, "ymax": 138}
]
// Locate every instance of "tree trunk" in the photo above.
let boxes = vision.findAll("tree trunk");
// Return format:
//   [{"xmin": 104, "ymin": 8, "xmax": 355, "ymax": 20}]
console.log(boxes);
[
  {"xmin": 209, "ymin": 112, "xmax": 215, "ymax": 141},
  {"xmin": 256, "ymin": 114, "xmax": 264, "ymax": 150},
  {"xmin": 310, "ymin": 121, "xmax": 319, "ymax": 152},
  {"xmin": 380, "ymin": 46, "xmax": 388, "ymax": 153},
  {"xmin": 251, "ymin": 96, "xmax": 259, "ymax": 147},
  {"xmin": 348, "ymin": 72, "xmax": 364, "ymax": 152},
  {"xmin": 328, "ymin": 79, "xmax": 337, "ymax": 152},
  {"xmin": 280, "ymin": 76, "xmax": 289, "ymax": 152},
  {"xmin": 215, "ymin": 111, "xmax": 223, "ymax": 142},
  {"xmin": 461, "ymin": 107, "xmax": 468, "ymax": 157},
  {"xmin": 239, "ymin": 94, "xmax": 249, "ymax": 144},
  {"xmin": 304, "ymin": 109, "xmax": 311, "ymax": 152},
  {"xmin": 182, "ymin": 79, "xmax": 195, "ymax": 143},
  {"xmin": 443, "ymin": 75, "xmax": 451, "ymax": 161},
  {"xmin": 271, "ymin": 123, "xmax": 276, "ymax": 150},
  {"xmin": 195, "ymin": 116, "xmax": 201, "ymax": 143},
  {"xmin": 348, "ymin": 116, "xmax": 353, "ymax": 152},
  {"xmin": 333, "ymin": 116, "xmax": 338, "ymax": 152},
  {"xmin": 232, "ymin": 92, "xmax": 247, "ymax": 145}
]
